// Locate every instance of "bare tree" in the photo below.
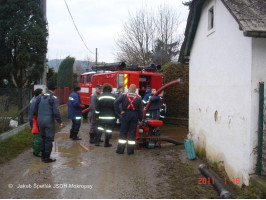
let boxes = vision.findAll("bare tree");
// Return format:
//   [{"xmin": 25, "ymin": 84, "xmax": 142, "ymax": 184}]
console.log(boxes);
[
  {"xmin": 116, "ymin": 4, "xmax": 182, "ymax": 66},
  {"xmin": 152, "ymin": 4, "xmax": 182, "ymax": 65},
  {"xmin": 116, "ymin": 8, "xmax": 155, "ymax": 66},
  {"xmin": 75, "ymin": 63, "xmax": 86, "ymax": 75}
]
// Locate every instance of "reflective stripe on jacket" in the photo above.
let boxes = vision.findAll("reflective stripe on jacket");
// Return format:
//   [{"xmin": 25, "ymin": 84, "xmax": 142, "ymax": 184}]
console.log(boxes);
[{"xmin": 95, "ymin": 92, "xmax": 116, "ymax": 120}]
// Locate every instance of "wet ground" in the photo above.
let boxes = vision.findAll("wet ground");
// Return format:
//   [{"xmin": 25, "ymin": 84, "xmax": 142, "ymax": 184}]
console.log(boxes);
[{"xmin": 0, "ymin": 120, "xmax": 222, "ymax": 198}]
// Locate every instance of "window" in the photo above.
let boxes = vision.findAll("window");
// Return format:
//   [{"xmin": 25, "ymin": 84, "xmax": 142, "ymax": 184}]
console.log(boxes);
[
  {"xmin": 80, "ymin": 75, "xmax": 87, "ymax": 84},
  {"xmin": 87, "ymin": 75, "xmax": 92, "ymax": 83},
  {"xmin": 208, "ymin": 6, "xmax": 214, "ymax": 30},
  {"xmin": 117, "ymin": 74, "xmax": 124, "ymax": 88},
  {"xmin": 79, "ymin": 75, "xmax": 83, "ymax": 83}
]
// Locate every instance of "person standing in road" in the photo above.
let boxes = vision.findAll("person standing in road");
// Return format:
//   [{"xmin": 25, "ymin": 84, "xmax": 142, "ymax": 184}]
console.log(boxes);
[
  {"xmin": 88, "ymin": 84, "xmax": 102, "ymax": 144},
  {"xmin": 94, "ymin": 83, "xmax": 117, "ymax": 147},
  {"xmin": 114, "ymin": 85, "xmax": 124, "ymax": 98},
  {"xmin": 147, "ymin": 89, "xmax": 163, "ymax": 120},
  {"xmin": 34, "ymin": 83, "xmax": 63, "ymax": 163},
  {"xmin": 29, "ymin": 88, "xmax": 43, "ymax": 157},
  {"xmin": 142, "ymin": 86, "xmax": 151, "ymax": 106},
  {"xmin": 114, "ymin": 84, "xmax": 143, "ymax": 155},
  {"xmin": 68, "ymin": 86, "xmax": 85, "ymax": 140}
]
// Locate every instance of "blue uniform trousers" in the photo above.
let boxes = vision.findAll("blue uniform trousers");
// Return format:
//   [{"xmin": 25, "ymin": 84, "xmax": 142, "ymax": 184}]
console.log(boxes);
[
  {"xmin": 39, "ymin": 123, "xmax": 55, "ymax": 155},
  {"xmin": 117, "ymin": 110, "xmax": 138, "ymax": 154}
]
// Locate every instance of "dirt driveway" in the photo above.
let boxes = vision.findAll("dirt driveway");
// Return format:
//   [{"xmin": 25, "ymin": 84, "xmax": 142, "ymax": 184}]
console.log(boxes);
[{"xmin": 0, "ymin": 121, "xmax": 222, "ymax": 198}]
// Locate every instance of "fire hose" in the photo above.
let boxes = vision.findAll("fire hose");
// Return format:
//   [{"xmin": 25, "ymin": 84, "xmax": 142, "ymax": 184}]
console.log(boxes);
[
  {"xmin": 198, "ymin": 164, "xmax": 232, "ymax": 199},
  {"xmin": 143, "ymin": 79, "xmax": 182, "ymax": 120},
  {"xmin": 82, "ymin": 107, "xmax": 90, "ymax": 114}
]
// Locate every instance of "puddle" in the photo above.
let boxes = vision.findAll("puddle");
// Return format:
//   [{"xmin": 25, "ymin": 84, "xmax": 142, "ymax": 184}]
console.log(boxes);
[
  {"xmin": 54, "ymin": 133, "xmax": 93, "ymax": 153},
  {"xmin": 62, "ymin": 158, "xmax": 92, "ymax": 168},
  {"xmin": 160, "ymin": 124, "xmax": 188, "ymax": 144},
  {"xmin": 50, "ymin": 133, "xmax": 93, "ymax": 169}
]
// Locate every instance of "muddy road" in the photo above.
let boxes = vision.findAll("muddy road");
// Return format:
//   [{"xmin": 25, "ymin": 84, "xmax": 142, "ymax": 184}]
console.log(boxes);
[{"xmin": 0, "ymin": 121, "xmax": 221, "ymax": 198}]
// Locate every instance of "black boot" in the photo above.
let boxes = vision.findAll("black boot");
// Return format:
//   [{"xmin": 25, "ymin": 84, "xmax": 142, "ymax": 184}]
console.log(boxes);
[
  {"xmin": 116, "ymin": 143, "xmax": 125, "ymax": 154},
  {"xmin": 104, "ymin": 134, "xmax": 112, "ymax": 147},
  {"xmin": 99, "ymin": 132, "xmax": 104, "ymax": 142},
  {"xmin": 70, "ymin": 130, "xmax": 74, "ymax": 138},
  {"xmin": 94, "ymin": 138, "xmax": 100, "ymax": 146},
  {"xmin": 72, "ymin": 131, "xmax": 82, "ymax": 140},
  {"xmin": 73, "ymin": 136, "xmax": 82, "ymax": 140},
  {"xmin": 127, "ymin": 144, "xmax": 135, "ymax": 155},
  {"xmin": 42, "ymin": 152, "xmax": 56, "ymax": 163},
  {"xmin": 89, "ymin": 132, "xmax": 95, "ymax": 144},
  {"xmin": 104, "ymin": 139, "xmax": 112, "ymax": 147},
  {"xmin": 94, "ymin": 132, "xmax": 101, "ymax": 146}
]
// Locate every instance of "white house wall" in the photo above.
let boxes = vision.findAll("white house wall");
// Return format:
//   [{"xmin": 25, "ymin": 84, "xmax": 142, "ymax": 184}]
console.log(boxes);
[
  {"xmin": 250, "ymin": 38, "xmax": 266, "ymax": 175},
  {"xmin": 189, "ymin": 0, "xmax": 253, "ymax": 185}
]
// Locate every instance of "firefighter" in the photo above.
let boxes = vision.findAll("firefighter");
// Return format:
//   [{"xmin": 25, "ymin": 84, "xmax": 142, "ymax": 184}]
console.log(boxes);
[
  {"xmin": 68, "ymin": 87, "xmax": 85, "ymax": 140},
  {"xmin": 29, "ymin": 88, "xmax": 43, "ymax": 157},
  {"xmin": 147, "ymin": 89, "xmax": 163, "ymax": 120},
  {"xmin": 114, "ymin": 84, "xmax": 143, "ymax": 154},
  {"xmin": 34, "ymin": 83, "xmax": 63, "ymax": 163},
  {"xmin": 88, "ymin": 84, "xmax": 102, "ymax": 144},
  {"xmin": 94, "ymin": 83, "xmax": 117, "ymax": 147},
  {"xmin": 114, "ymin": 85, "xmax": 124, "ymax": 97},
  {"xmin": 142, "ymin": 86, "xmax": 151, "ymax": 106}
]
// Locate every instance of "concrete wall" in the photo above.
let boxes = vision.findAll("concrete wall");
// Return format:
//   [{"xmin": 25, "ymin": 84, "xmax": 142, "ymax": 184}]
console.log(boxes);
[
  {"xmin": 0, "ymin": 123, "xmax": 30, "ymax": 143},
  {"xmin": 251, "ymin": 38, "xmax": 266, "ymax": 175},
  {"xmin": 189, "ymin": 0, "xmax": 253, "ymax": 185}
]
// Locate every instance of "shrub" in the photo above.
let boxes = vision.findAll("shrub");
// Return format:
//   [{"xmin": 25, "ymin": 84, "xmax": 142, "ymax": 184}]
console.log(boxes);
[
  {"xmin": 58, "ymin": 56, "xmax": 75, "ymax": 88},
  {"xmin": 162, "ymin": 63, "xmax": 189, "ymax": 118}
]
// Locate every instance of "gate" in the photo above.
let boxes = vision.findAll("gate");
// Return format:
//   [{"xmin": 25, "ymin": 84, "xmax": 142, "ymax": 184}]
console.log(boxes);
[{"xmin": 257, "ymin": 82, "xmax": 266, "ymax": 176}]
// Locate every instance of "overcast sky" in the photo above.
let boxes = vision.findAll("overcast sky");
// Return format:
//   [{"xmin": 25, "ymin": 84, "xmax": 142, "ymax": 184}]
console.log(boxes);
[{"xmin": 47, "ymin": 0, "xmax": 189, "ymax": 63}]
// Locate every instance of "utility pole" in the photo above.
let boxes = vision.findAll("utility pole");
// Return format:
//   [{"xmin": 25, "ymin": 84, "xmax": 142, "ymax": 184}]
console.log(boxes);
[
  {"xmin": 95, "ymin": 48, "xmax": 98, "ymax": 65},
  {"xmin": 40, "ymin": 0, "xmax": 47, "ymax": 86}
]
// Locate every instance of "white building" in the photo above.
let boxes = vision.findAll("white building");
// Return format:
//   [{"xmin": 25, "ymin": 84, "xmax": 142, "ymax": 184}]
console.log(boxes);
[{"xmin": 179, "ymin": 0, "xmax": 266, "ymax": 186}]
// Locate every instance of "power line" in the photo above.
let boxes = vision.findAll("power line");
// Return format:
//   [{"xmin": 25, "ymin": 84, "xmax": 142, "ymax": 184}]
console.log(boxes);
[{"xmin": 63, "ymin": 0, "xmax": 94, "ymax": 55}]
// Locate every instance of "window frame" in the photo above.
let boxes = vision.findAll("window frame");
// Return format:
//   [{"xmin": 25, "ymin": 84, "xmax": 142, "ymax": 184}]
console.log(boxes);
[{"xmin": 207, "ymin": 2, "xmax": 215, "ymax": 36}]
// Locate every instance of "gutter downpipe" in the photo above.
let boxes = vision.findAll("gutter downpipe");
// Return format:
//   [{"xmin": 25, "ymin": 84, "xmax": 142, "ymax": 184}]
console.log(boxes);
[{"xmin": 257, "ymin": 82, "xmax": 264, "ymax": 175}]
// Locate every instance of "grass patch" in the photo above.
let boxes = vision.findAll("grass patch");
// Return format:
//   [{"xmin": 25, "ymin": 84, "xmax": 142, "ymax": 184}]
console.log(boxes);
[{"xmin": 0, "ymin": 128, "xmax": 32, "ymax": 164}]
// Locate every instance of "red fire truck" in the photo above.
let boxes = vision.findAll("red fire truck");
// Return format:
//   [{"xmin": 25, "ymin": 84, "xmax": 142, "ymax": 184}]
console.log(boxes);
[{"xmin": 78, "ymin": 62, "xmax": 165, "ymax": 118}]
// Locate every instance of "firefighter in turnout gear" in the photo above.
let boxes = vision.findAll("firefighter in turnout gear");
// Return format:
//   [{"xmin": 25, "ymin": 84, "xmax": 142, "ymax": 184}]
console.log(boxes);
[
  {"xmin": 88, "ymin": 84, "xmax": 102, "ymax": 144},
  {"xmin": 29, "ymin": 88, "xmax": 43, "ymax": 157},
  {"xmin": 94, "ymin": 83, "xmax": 117, "ymax": 147},
  {"xmin": 114, "ymin": 84, "xmax": 143, "ymax": 154},
  {"xmin": 68, "ymin": 87, "xmax": 84, "ymax": 140},
  {"xmin": 34, "ymin": 83, "xmax": 63, "ymax": 163}
]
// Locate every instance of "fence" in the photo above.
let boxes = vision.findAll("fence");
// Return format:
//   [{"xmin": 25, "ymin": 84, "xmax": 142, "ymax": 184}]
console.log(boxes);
[
  {"xmin": 0, "ymin": 87, "xmax": 72, "ymax": 135},
  {"xmin": 0, "ymin": 88, "xmax": 31, "ymax": 134},
  {"xmin": 55, "ymin": 87, "xmax": 72, "ymax": 105}
]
